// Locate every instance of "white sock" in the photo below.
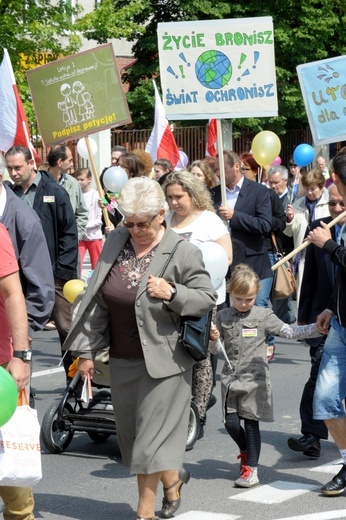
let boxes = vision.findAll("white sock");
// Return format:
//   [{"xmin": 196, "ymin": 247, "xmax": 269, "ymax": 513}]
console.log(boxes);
[{"xmin": 339, "ymin": 449, "xmax": 346, "ymax": 465}]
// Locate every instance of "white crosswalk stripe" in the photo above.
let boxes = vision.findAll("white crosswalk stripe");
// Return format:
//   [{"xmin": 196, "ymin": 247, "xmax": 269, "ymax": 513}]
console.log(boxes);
[
  {"xmin": 171, "ymin": 511, "xmax": 346, "ymax": 520},
  {"xmin": 229, "ymin": 480, "xmax": 318, "ymax": 504},
  {"xmin": 172, "ymin": 513, "xmax": 241, "ymax": 519}
]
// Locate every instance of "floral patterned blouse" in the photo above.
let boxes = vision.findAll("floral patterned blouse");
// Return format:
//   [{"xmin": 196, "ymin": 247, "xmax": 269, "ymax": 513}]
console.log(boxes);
[{"xmin": 102, "ymin": 239, "xmax": 158, "ymax": 359}]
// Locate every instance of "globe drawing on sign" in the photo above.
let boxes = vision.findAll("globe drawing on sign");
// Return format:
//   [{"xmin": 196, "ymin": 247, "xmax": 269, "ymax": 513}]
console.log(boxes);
[{"xmin": 195, "ymin": 50, "xmax": 232, "ymax": 89}]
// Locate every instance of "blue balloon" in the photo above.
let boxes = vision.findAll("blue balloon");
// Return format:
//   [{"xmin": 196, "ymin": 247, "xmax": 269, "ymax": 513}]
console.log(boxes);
[{"xmin": 293, "ymin": 144, "xmax": 315, "ymax": 167}]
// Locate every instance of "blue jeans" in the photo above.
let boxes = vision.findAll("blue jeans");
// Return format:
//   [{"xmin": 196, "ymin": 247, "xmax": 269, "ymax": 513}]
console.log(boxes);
[
  {"xmin": 313, "ymin": 317, "xmax": 346, "ymax": 420},
  {"xmin": 255, "ymin": 275, "xmax": 274, "ymax": 346}
]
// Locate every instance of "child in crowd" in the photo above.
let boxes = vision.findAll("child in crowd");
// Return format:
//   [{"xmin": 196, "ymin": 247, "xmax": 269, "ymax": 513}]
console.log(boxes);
[
  {"xmin": 209, "ymin": 264, "xmax": 321, "ymax": 489},
  {"xmin": 75, "ymin": 168, "xmax": 103, "ymax": 273}
]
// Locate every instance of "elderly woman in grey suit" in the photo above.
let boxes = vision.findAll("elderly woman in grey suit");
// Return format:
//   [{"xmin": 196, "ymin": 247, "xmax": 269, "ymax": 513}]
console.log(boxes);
[{"xmin": 63, "ymin": 177, "xmax": 216, "ymax": 520}]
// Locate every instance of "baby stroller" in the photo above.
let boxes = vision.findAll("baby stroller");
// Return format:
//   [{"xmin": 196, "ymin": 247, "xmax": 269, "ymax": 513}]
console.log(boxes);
[{"xmin": 40, "ymin": 357, "xmax": 200, "ymax": 454}]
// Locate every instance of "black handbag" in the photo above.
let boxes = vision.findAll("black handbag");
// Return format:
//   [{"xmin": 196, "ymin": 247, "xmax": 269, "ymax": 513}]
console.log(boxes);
[
  {"xmin": 179, "ymin": 312, "xmax": 213, "ymax": 361},
  {"xmin": 159, "ymin": 240, "xmax": 213, "ymax": 362}
]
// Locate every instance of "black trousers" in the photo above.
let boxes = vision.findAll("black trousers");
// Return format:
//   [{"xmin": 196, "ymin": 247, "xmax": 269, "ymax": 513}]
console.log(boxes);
[{"xmin": 300, "ymin": 342, "xmax": 328, "ymax": 440}]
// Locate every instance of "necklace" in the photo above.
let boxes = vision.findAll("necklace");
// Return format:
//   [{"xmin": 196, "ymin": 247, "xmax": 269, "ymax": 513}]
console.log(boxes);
[{"xmin": 172, "ymin": 211, "xmax": 200, "ymax": 228}]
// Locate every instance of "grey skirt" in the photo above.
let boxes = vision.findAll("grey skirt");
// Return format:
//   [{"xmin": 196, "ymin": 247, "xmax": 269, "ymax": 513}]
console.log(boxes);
[{"xmin": 109, "ymin": 358, "xmax": 192, "ymax": 475}]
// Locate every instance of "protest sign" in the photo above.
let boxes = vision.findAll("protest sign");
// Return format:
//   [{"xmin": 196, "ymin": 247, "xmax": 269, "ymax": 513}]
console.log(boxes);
[
  {"xmin": 26, "ymin": 43, "xmax": 131, "ymax": 145},
  {"xmin": 158, "ymin": 17, "xmax": 277, "ymax": 120},
  {"xmin": 297, "ymin": 56, "xmax": 346, "ymax": 145}
]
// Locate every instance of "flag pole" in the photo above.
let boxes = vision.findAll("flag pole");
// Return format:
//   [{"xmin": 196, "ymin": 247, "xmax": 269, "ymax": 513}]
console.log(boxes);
[
  {"xmin": 84, "ymin": 136, "xmax": 111, "ymax": 228},
  {"xmin": 216, "ymin": 119, "xmax": 227, "ymax": 208},
  {"xmin": 0, "ymin": 49, "xmax": 37, "ymax": 161},
  {"xmin": 21, "ymin": 121, "xmax": 37, "ymax": 169}
]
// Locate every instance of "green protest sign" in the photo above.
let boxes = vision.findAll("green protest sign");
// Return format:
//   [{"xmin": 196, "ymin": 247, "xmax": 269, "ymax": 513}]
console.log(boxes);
[{"xmin": 27, "ymin": 44, "xmax": 131, "ymax": 145}]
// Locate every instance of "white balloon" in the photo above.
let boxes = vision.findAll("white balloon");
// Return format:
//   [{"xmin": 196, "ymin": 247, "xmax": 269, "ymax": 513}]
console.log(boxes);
[
  {"xmin": 175, "ymin": 151, "xmax": 189, "ymax": 170},
  {"xmin": 103, "ymin": 166, "xmax": 128, "ymax": 193},
  {"xmin": 198, "ymin": 242, "xmax": 229, "ymax": 290},
  {"xmin": 77, "ymin": 137, "xmax": 98, "ymax": 160}
]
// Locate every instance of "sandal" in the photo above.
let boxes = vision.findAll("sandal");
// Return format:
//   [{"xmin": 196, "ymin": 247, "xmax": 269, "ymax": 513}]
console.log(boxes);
[
  {"xmin": 136, "ymin": 517, "xmax": 159, "ymax": 520},
  {"xmin": 160, "ymin": 468, "xmax": 191, "ymax": 519}
]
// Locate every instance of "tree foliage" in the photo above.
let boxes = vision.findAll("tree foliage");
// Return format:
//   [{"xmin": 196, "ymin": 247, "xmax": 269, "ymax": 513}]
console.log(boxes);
[
  {"xmin": 83, "ymin": 0, "xmax": 346, "ymax": 134},
  {"xmin": 105, "ymin": 0, "xmax": 232, "ymax": 129},
  {"xmin": 0, "ymin": 1, "xmax": 82, "ymax": 66},
  {"xmin": 2, "ymin": 0, "xmax": 346, "ymax": 134},
  {"xmin": 0, "ymin": 0, "xmax": 83, "ymax": 123},
  {"xmin": 74, "ymin": 0, "xmax": 146, "ymax": 42}
]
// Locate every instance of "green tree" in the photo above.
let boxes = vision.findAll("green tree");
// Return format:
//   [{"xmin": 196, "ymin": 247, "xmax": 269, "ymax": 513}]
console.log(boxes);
[
  {"xmin": 228, "ymin": 0, "xmax": 346, "ymax": 134},
  {"xmin": 99, "ymin": 0, "xmax": 230, "ymax": 128},
  {"xmin": 81, "ymin": 0, "xmax": 346, "ymax": 134},
  {"xmin": 0, "ymin": 0, "xmax": 83, "ymax": 123},
  {"xmin": 75, "ymin": 0, "xmax": 146, "ymax": 42}
]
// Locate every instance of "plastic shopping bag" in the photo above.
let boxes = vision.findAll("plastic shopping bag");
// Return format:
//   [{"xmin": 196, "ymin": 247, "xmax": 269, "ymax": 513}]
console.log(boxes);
[{"xmin": 0, "ymin": 390, "xmax": 42, "ymax": 486}]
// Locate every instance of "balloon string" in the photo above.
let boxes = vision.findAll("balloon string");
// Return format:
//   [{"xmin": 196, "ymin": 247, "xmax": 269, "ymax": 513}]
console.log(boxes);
[{"xmin": 258, "ymin": 167, "xmax": 262, "ymax": 183}]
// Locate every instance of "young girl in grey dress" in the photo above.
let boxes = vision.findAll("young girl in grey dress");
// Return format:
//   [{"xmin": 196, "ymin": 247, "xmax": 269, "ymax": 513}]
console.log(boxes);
[{"xmin": 209, "ymin": 264, "xmax": 321, "ymax": 488}]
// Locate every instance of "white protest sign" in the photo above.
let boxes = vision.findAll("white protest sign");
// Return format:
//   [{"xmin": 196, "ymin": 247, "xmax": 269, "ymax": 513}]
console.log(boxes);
[{"xmin": 158, "ymin": 17, "xmax": 278, "ymax": 120}]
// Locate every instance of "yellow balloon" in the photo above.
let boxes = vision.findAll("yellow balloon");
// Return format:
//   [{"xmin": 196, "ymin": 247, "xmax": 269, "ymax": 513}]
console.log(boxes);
[
  {"xmin": 251, "ymin": 131, "xmax": 281, "ymax": 167},
  {"xmin": 63, "ymin": 279, "xmax": 85, "ymax": 303}
]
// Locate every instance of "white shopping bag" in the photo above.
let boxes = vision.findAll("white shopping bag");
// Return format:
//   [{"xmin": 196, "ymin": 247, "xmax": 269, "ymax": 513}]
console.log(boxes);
[
  {"xmin": 81, "ymin": 372, "xmax": 93, "ymax": 403},
  {"xmin": 0, "ymin": 390, "xmax": 42, "ymax": 487}
]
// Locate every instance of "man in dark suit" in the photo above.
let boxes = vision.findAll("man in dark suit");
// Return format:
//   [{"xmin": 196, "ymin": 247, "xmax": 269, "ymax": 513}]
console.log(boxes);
[
  {"xmin": 210, "ymin": 150, "xmax": 272, "ymax": 281},
  {"xmin": 287, "ymin": 183, "xmax": 346, "ymax": 458}
]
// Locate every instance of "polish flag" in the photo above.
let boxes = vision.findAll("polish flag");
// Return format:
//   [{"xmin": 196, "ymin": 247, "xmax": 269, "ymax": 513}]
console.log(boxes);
[
  {"xmin": 0, "ymin": 49, "xmax": 40, "ymax": 165},
  {"xmin": 206, "ymin": 118, "xmax": 217, "ymax": 157},
  {"xmin": 145, "ymin": 80, "xmax": 180, "ymax": 168}
]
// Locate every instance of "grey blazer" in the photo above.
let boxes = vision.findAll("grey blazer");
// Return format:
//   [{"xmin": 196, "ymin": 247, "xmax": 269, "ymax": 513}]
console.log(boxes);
[{"xmin": 64, "ymin": 227, "xmax": 217, "ymax": 379}]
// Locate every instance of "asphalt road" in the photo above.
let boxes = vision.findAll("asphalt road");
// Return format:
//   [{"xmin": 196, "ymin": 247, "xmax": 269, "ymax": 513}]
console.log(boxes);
[{"xmin": 5, "ymin": 324, "xmax": 346, "ymax": 520}]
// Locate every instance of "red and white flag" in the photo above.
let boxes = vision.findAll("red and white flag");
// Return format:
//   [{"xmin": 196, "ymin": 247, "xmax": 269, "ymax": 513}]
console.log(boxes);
[
  {"xmin": 206, "ymin": 118, "xmax": 217, "ymax": 157},
  {"xmin": 145, "ymin": 80, "xmax": 180, "ymax": 168},
  {"xmin": 0, "ymin": 49, "xmax": 39, "ymax": 164}
]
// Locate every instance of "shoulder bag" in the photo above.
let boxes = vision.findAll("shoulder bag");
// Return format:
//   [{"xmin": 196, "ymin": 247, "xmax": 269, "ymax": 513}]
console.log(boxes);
[
  {"xmin": 159, "ymin": 240, "xmax": 213, "ymax": 362},
  {"xmin": 271, "ymin": 233, "xmax": 297, "ymax": 300}
]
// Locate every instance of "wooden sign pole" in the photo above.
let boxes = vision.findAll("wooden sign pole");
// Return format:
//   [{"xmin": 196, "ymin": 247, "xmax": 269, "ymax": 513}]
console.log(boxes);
[
  {"xmin": 85, "ymin": 136, "xmax": 111, "ymax": 228},
  {"xmin": 272, "ymin": 209, "xmax": 346, "ymax": 271}
]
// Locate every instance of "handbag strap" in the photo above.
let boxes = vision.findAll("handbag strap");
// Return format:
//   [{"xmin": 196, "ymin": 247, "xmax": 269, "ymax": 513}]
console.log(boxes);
[
  {"xmin": 158, "ymin": 239, "xmax": 183, "ymax": 278},
  {"xmin": 271, "ymin": 232, "xmax": 285, "ymax": 256},
  {"xmin": 271, "ymin": 232, "xmax": 279, "ymax": 253},
  {"xmin": 18, "ymin": 389, "xmax": 29, "ymax": 406},
  {"xmin": 158, "ymin": 239, "xmax": 184, "ymax": 331}
]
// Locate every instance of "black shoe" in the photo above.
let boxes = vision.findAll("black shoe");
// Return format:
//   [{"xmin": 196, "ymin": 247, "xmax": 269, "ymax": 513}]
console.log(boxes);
[
  {"xmin": 321, "ymin": 464, "xmax": 346, "ymax": 496},
  {"xmin": 161, "ymin": 468, "xmax": 191, "ymax": 518},
  {"xmin": 287, "ymin": 434, "xmax": 321, "ymax": 458},
  {"xmin": 207, "ymin": 394, "xmax": 217, "ymax": 410},
  {"xmin": 197, "ymin": 417, "xmax": 205, "ymax": 440}
]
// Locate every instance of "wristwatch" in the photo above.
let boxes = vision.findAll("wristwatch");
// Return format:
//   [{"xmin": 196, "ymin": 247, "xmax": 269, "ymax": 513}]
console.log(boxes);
[
  {"xmin": 164, "ymin": 285, "xmax": 177, "ymax": 304},
  {"xmin": 13, "ymin": 350, "xmax": 32, "ymax": 362},
  {"xmin": 169, "ymin": 286, "xmax": 177, "ymax": 301}
]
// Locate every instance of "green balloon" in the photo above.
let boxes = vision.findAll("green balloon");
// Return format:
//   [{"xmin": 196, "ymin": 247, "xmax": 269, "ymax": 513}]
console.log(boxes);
[{"xmin": 0, "ymin": 367, "xmax": 18, "ymax": 427}]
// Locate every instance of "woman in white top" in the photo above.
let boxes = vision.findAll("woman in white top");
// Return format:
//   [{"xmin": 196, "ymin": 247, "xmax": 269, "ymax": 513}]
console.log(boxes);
[{"xmin": 162, "ymin": 171, "xmax": 232, "ymax": 438}]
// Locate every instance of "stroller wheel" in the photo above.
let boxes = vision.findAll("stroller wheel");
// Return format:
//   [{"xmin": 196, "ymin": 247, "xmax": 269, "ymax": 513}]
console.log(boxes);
[
  {"xmin": 41, "ymin": 401, "xmax": 74, "ymax": 454},
  {"xmin": 185, "ymin": 401, "xmax": 200, "ymax": 452},
  {"xmin": 87, "ymin": 432, "xmax": 112, "ymax": 443}
]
